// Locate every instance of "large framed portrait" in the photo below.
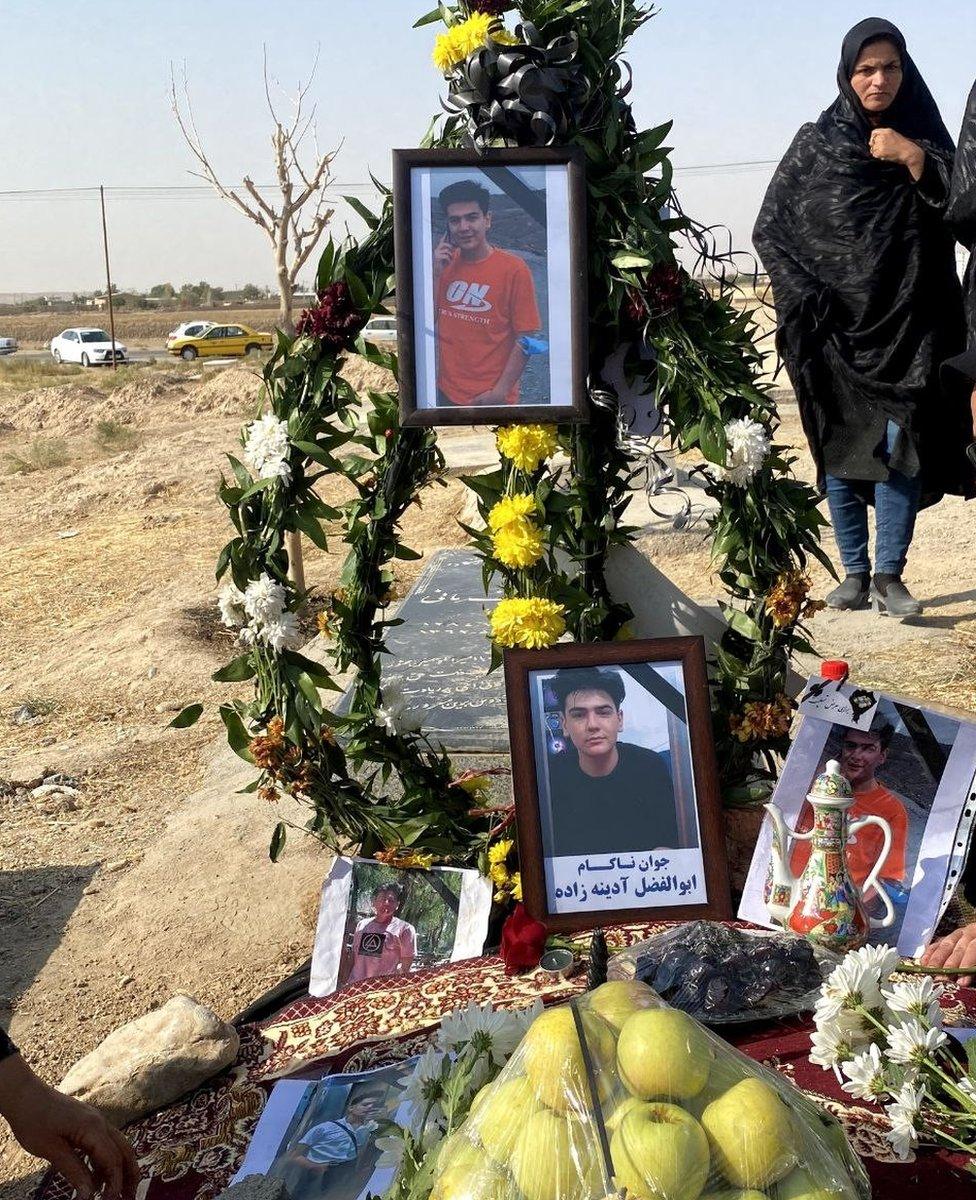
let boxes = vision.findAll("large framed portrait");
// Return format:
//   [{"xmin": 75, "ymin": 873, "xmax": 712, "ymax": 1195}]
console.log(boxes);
[
  {"xmin": 393, "ymin": 146, "xmax": 589, "ymax": 426},
  {"xmin": 739, "ymin": 679, "xmax": 976, "ymax": 956},
  {"xmin": 504, "ymin": 638, "xmax": 731, "ymax": 932}
]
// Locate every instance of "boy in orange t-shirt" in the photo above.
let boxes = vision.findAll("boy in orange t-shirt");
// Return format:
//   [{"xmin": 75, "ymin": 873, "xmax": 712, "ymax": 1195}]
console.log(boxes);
[
  {"xmin": 790, "ymin": 725, "xmax": 909, "ymax": 894},
  {"xmin": 433, "ymin": 179, "xmax": 542, "ymax": 407}
]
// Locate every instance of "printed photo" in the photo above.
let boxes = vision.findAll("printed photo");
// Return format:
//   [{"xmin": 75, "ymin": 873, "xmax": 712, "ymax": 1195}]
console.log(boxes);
[
  {"xmin": 231, "ymin": 1062, "xmax": 415, "ymax": 1200},
  {"xmin": 393, "ymin": 147, "xmax": 588, "ymax": 426},
  {"xmin": 739, "ymin": 683, "xmax": 976, "ymax": 955},
  {"xmin": 310, "ymin": 858, "xmax": 492, "ymax": 996},
  {"xmin": 505, "ymin": 638, "xmax": 731, "ymax": 932}
]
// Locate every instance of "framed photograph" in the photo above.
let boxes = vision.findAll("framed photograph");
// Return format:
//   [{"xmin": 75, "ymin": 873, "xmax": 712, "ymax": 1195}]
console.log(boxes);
[
  {"xmin": 738, "ymin": 679, "xmax": 976, "ymax": 956},
  {"xmin": 504, "ymin": 637, "xmax": 731, "ymax": 932},
  {"xmin": 231, "ymin": 1060, "xmax": 415, "ymax": 1200},
  {"xmin": 310, "ymin": 857, "xmax": 492, "ymax": 996},
  {"xmin": 393, "ymin": 146, "xmax": 589, "ymax": 426}
]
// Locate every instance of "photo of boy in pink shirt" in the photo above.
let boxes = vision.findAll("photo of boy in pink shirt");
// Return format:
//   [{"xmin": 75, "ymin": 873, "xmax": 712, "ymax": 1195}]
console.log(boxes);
[{"xmin": 342, "ymin": 883, "xmax": 417, "ymax": 985}]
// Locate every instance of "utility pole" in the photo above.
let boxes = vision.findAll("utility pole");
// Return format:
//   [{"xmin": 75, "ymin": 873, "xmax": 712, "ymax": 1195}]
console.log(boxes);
[{"xmin": 99, "ymin": 185, "xmax": 118, "ymax": 372}]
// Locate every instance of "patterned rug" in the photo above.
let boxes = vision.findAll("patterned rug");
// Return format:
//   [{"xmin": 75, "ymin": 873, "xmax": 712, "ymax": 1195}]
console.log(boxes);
[{"xmin": 36, "ymin": 924, "xmax": 976, "ymax": 1199}]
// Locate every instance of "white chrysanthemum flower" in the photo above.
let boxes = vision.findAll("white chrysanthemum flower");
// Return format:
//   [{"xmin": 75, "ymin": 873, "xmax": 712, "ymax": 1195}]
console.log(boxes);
[
  {"xmin": 849, "ymin": 944, "xmax": 901, "ymax": 981},
  {"xmin": 840, "ymin": 1043, "xmax": 889, "ymax": 1101},
  {"xmin": 238, "ymin": 622, "xmax": 260, "ymax": 646},
  {"xmin": 374, "ymin": 683, "xmax": 422, "ymax": 736},
  {"xmin": 374, "ymin": 1133, "xmax": 405, "ymax": 1171},
  {"xmin": 810, "ymin": 1019, "xmax": 865, "ymax": 1070},
  {"xmin": 436, "ymin": 1003, "xmax": 527, "ymax": 1063},
  {"xmin": 817, "ymin": 957, "xmax": 883, "ymax": 1020},
  {"xmin": 719, "ymin": 417, "xmax": 770, "ymax": 486},
  {"xmin": 217, "ymin": 581, "xmax": 247, "ymax": 628},
  {"xmin": 884, "ymin": 1082, "xmax": 924, "ymax": 1160},
  {"xmin": 242, "ymin": 412, "xmax": 292, "ymax": 484},
  {"xmin": 883, "ymin": 976, "xmax": 944, "ymax": 1025},
  {"xmin": 398, "ymin": 1047, "xmax": 448, "ymax": 1111},
  {"xmin": 958, "ymin": 1075, "xmax": 976, "ymax": 1100},
  {"xmin": 886, "ymin": 1018, "xmax": 947, "ymax": 1065},
  {"xmin": 261, "ymin": 610, "xmax": 301, "ymax": 652},
  {"xmin": 243, "ymin": 573, "xmax": 287, "ymax": 625}
]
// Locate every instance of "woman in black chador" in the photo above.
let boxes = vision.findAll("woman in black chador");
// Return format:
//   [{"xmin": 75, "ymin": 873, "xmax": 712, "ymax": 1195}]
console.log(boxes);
[
  {"xmin": 754, "ymin": 18, "xmax": 970, "ymax": 618},
  {"xmin": 943, "ymin": 81, "xmax": 976, "ymax": 442}
]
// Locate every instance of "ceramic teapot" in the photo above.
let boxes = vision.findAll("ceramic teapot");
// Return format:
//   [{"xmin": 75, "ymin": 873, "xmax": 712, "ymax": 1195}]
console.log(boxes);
[{"xmin": 764, "ymin": 760, "xmax": 896, "ymax": 952}]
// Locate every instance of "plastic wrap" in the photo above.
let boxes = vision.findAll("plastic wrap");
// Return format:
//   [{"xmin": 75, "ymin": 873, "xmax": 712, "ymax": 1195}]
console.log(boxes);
[
  {"xmin": 607, "ymin": 922, "xmax": 836, "ymax": 1024},
  {"xmin": 430, "ymin": 980, "xmax": 869, "ymax": 1200}
]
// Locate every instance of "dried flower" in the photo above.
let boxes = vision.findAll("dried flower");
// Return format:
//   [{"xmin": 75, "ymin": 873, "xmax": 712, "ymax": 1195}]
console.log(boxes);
[
  {"xmin": 489, "ymin": 596, "xmax": 566, "ymax": 649},
  {"xmin": 296, "ymin": 280, "xmax": 364, "ymax": 349},
  {"xmin": 765, "ymin": 569, "xmax": 813, "ymax": 628},
  {"xmin": 375, "ymin": 848, "xmax": 436, "ymax": 871},
  {"xmin": 496, "ymin": 424, "xmax": 558, "ymax": 473},
  {"xmin": 729, "ymin": 693, "xmax": 793, "ymax": 743},
  {"xmin": 250, "ymin": 716, "xmax": 286, "ymax": 770}
]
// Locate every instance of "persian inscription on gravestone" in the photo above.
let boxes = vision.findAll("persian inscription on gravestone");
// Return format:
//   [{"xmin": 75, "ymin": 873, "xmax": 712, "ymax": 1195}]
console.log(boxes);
[{"xmin": 341, "ymin": 550, "xmax": 508, "ymax": 752}]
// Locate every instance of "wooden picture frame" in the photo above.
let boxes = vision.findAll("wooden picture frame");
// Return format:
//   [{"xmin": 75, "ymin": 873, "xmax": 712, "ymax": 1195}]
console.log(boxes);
[
  {"xmin": 392, "ymin": 146, "xmax": 589, "ymax": 427},
  {"xmin": 504, "ymin": 638, "xmax": 732, "ymax": 932}
]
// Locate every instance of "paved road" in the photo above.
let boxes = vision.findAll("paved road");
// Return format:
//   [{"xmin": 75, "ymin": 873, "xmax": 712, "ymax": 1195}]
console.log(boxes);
[{"xmin": 5, "ymin": 347, "xmax": 244, "ymax": 367}]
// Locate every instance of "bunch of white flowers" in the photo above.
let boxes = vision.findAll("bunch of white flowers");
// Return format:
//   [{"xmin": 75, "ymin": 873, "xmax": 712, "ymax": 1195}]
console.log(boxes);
[
  {"xmin": 720, "ymin": 416, "xmax": 771, "ymax": 487},
  {"xmin": 216, "ymin": 572, "xmax": 300, "ymax": 651},
  {"xmin": 242, "ymin": 412, "xmax": 292, "ymax": 485},
  {"xmin": 374, "ymin": 683, "xmax": 423, "ymax": 738},
  {"xmin": 810, "ymin": 945, "xmax": 976, "ymax": 1162}
]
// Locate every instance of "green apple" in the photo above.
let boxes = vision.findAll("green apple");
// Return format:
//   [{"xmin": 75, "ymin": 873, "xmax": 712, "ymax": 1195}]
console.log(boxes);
[
  {"xmin": 701, "ymin": 1078, "xmax": 798, "ymax": 1189},
  {"xmin": 472, "ymin": 1075, "xmax": 540, "ymax": 1163},
  {"xmin": 431, "ymin": 1148, "xmax": 510, "ymax": 1200},
  {"xmin": 616, "ymin": 1008, "xmax": 713, "ymax": 1101},
  {"xmin": 610, "ymin": 1101, "xmax": 710, "ymax": 1200},
  {"xmin": 604, "ymin": 1093, "xmax": 645, "ymax": 1134},
  {"xmin": 587, "ymin": 980, "xmax": 656, "ymax": 1033},
  {"xmin": 772, "ymin": 1166, "xmax": 853, "ymax": 1200},
  {"xmin": 700, "ymin": 1191, "xmax": 769, "ymax": 1200},
  {"xmin": 523, "ymin": 1006, "xmax": 616, "ymax": 1113},
  {"xmin": 511, "ymin": 1107, "xmax": 602, "ymax": 1200}
]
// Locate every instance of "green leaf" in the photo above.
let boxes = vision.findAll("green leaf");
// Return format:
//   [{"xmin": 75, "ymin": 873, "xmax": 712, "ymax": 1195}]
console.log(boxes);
[
  {"xmin": 269, "ymin": 821, "xmax": 287, "ymax": 862},
  {"xmin": 344, "ymin": 196, "xmax": 379, "ymax": 230},
  {"xmin": 219, "ymin": 705, "xmax": 255, "ymax": 762},
  {"xmin": 296, "ymin": 672, "xmax": 324, "ymax": 712},
  {"xmin": 412, "ymin": 5, "xmax": 443, "ymax": 26},
  {"xmin": 168, "ymin": 703, "xmax": 203, "ymax": 729},
  {"xmin": 295, "ymin": 508, "xmax": 330, "ymax": 551},
  {"xmin": 724, "ymin": 607, "xmax": 764, "ymax": 642},
  {"xmin": 212, "ymin": 653, "xmax": 257, "ymax": 683},
  {"xmin": 612, "ymin": 252, "xmax": 654, "ymax": 269},
  {"xmin": 393, "ymin": 544, "xmax": 423, "ymax": 561}
]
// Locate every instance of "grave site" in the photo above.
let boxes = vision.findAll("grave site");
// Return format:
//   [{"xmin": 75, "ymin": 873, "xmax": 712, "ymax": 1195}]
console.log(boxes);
[{"xmin": 4, "ymin": 3, "xmax": 976, "ymax": 1200}]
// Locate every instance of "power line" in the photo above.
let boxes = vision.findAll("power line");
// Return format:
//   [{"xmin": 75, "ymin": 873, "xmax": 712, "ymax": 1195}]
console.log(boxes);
[{"xmin": 0, "ymin": 159, "xmax": 780, "ymax": 201}]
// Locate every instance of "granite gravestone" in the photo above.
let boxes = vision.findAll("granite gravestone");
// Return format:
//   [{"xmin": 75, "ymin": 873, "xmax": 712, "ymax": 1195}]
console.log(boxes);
[{"xmin": 340, "ymin": 550, "xmax": 507, "ymax": 752}]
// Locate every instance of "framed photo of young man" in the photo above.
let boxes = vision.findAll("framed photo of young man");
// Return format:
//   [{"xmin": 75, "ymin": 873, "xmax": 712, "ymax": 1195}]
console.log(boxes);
[
  {"xmin": 504, "ymin": 637, "xmax": 731, "ymax": 932},
  {"xmin": 392, "ymin": 146, "xmax": 589, "ymax": 426}
]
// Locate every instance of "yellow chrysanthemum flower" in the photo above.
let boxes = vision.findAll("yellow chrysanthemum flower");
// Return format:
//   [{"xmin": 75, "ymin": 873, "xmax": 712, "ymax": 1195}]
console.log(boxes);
[
  {"xmin": 431, "ymin": 12, "xmax": 496, "ymax": 73},
  {"xmin": 488, "ymin": 493, "xmax": 537, "ymax": 532},
  {"xmin": 489, "ymin": 597, "xmax": 566, "ymax": 649},
  {"xmin": 490, "ymin": 862, "xmax": 510, "ymax": 887},
  {"xmin": 492, "ymin": 519, "xmax": 544, "ymax": 569},
  {"xmin": 488, "ymin": 838, "xmax": 514, "ymax": 865},
  {"xmin": 496, "ymin": 424, "xmax": 558, "ymax": 473},
  {"xmin": 511, "ymin": 871, "xmax": 523, "ymax": 902}
]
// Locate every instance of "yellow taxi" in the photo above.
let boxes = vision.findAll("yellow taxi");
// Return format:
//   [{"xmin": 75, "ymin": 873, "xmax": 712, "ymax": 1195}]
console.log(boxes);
[{"xmin": 166, "ymin": 323, "xmax": 273, "ymax": 361}]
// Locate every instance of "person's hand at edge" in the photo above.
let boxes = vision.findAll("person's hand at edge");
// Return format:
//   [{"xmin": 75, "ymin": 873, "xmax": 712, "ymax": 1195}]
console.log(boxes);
[
  {"xmin": 0, "ymin": 1052, "xmax": 140, "ymax": 1200},
  {"xmin": 920, "ymin": 922, "xmax": 976, "ymax": 987}
]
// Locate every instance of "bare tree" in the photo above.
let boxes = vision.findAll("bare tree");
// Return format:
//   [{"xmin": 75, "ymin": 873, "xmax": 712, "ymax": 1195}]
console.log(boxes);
[{"xmin": 171, "ymin": 50, "xmax": 337, "ymax": 335}]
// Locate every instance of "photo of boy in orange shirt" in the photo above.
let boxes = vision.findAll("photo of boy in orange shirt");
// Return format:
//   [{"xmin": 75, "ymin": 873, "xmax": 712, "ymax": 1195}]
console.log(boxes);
[
  {"xmin": 433, "ymin": 179, "xmax": 542, "ymax": 408},
  {"xmin": 791, "ymin": 724, "xmax": 909, "ymax": 896}
]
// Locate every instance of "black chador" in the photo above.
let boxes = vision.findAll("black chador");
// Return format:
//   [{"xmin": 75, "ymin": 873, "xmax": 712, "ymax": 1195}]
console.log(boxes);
[{"xmin": 754, "ymin": 18, "xmax": 971, "ymax": 502}]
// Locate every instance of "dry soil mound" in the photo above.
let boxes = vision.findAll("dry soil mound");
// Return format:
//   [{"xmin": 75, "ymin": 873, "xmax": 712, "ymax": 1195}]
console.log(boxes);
[{"xmin": 180, "ymin": 366, "xmax": 264, "ymax": 417}]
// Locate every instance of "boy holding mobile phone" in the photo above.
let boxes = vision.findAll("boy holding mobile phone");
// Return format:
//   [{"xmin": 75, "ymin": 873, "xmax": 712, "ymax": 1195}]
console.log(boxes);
[{"xmin": 433, "ymin": 179, "xmax": 541, "ymax": 408}]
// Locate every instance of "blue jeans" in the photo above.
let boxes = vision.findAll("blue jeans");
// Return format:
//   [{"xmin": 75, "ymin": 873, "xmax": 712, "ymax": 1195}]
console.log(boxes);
[{"xmin": 824, "ymin": 422, "xmax": 922, "ymax": 576}]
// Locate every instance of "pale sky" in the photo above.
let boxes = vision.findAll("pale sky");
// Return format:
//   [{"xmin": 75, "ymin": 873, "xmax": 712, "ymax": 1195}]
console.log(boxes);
[{"xmin": 1, "ymin": 1, "xmax": 974, "ymax": 294}]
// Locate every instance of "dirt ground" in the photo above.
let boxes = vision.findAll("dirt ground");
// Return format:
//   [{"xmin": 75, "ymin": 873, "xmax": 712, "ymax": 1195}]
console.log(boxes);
[{"xmin": 0, "ymin": 355, "xmax": 974, "ymax": 1196}]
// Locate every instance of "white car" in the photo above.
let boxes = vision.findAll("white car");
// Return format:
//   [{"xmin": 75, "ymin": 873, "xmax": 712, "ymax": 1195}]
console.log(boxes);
[
  {"xmin": 0, "ymin": 336, "xmax": 17, "ymax": 356},
  {"xmin": 363, "ymin": 315, "xmax": 398, "ymax": 345},
  {"xmin": 50, "ymin": 328, "xmax": 127, "ymax": 367},
  {"xmin": 168, "ymin": 320, "xmax": 215, "ymax": 341}
]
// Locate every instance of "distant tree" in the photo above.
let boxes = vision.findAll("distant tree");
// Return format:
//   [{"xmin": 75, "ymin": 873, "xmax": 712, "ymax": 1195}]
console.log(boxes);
[
  {"xmin": 171, "ymin": 50, "xmax": 338, "ymax": 335},
  {"xmin": 240, "ymin": 283, "xmax": 264, "ymax": 302},
  {"xmin": 150, "ymin": 282, "xmax": 177, "ymax": 299}
]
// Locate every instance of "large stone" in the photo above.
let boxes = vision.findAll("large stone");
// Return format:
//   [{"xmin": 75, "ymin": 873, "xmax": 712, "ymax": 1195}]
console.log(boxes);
[
  {"xmin": 216, "ymin": 1176, "xmax": 292, "ymax": 1200},
  {"xmin": 60, "ymin": 993, "xmax": 240, "ymax": 1126}
]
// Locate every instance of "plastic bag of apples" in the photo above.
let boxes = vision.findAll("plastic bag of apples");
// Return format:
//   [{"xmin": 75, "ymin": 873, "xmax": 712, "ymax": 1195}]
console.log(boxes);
[{"xmin": 430, "ymin": 979, "xmax": 870, "ymax": 1200}]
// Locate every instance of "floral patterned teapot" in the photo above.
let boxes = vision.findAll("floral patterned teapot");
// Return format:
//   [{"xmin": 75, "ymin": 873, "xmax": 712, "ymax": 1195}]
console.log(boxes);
[{"xmin": 764, "ymin": 760, "xmax": 896, "ymax": 952}]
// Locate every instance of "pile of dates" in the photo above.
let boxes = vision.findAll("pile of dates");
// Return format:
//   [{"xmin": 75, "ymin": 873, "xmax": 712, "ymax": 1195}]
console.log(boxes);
[{"xmin": 632, "ymin": 921, "xmax": 824, "ymax": 1020}]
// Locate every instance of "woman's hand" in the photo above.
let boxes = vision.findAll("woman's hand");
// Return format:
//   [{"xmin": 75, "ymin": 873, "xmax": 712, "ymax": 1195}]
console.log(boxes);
[
  {"xmin": 920, "ymin": 922, "xmax": 976, "ymax": 986},
  {"xmin": 869, "ymin": 128, "xmax": 926, "ymax": 180}
]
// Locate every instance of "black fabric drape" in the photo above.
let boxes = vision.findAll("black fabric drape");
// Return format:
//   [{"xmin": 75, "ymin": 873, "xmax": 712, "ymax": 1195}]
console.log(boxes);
[
  {"xmin": 754, "ymin": 18, "xmax": 970, "ymax": 499},
  {"xmin": 943, "ymin": 80, "xmax": 976, "ymax": 386}
]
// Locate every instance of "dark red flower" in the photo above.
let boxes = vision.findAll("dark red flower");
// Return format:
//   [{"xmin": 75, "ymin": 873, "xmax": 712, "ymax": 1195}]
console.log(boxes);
[
  {"xmin": 296, "ymin": 281, "xmax": 365, "ymax": 350},
  {"xmin": 623, "ymin": 262, "xmax": 685, "ymax": 330},
  {"xmin": 467, "ymin": 0, "xmax": 512, "ymax": 15},
  {"xmin": 499, "ymin": 903, "xmax": 547, "ymax": 975}
]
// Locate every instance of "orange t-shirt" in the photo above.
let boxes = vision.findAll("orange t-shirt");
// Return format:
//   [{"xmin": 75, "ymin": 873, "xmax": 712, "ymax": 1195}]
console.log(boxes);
[
  {"xmin": 790, "ymin": 784, "xmax": 909, "ymax": 888},
  {"xmin": 436, "ymin": 246, "xmax": 541, "ymax": 406}
]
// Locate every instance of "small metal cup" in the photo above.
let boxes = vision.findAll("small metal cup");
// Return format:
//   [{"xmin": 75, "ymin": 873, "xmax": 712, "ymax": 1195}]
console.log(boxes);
[{"xmin": 539, "ymin": 948, "xmax": 576, "ymax": 979}]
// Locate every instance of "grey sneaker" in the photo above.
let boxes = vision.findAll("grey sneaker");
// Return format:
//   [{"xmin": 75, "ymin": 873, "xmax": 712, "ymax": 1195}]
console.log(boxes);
[
  {"xmin": 871, "ymin": 574, "xmax": 922, "ymax": 618},
  {"xmin": 826, "ymin": 573, "xmax": 871, "ymax": 610}
]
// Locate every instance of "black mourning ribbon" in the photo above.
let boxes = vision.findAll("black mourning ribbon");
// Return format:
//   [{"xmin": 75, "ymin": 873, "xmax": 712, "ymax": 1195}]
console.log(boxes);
[{"xmin": 444, "ymin": 22, "xmax": 606, "ymax": 148}]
